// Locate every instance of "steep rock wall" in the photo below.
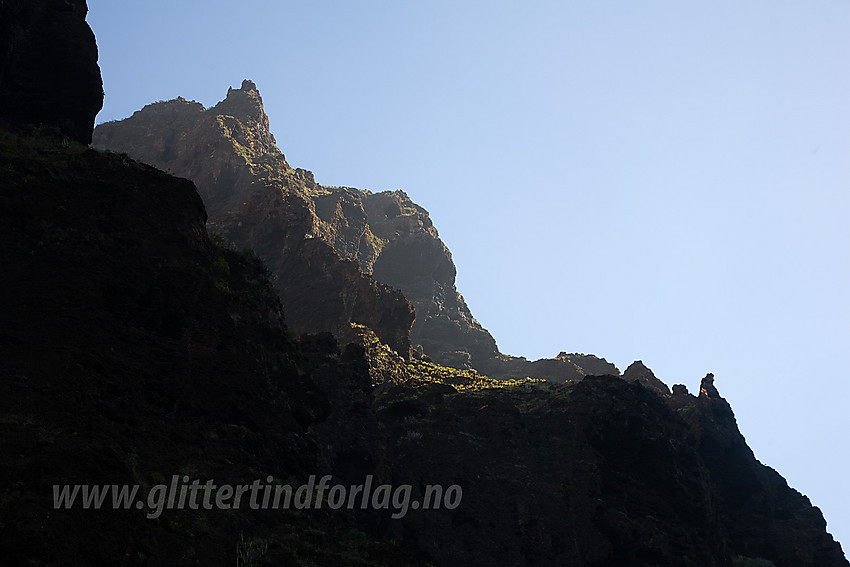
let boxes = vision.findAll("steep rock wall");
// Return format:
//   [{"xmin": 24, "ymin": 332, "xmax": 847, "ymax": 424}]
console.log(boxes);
[
  {"xmin": 94, "ymin": 81, "xmax": 414, "ymax": 356},
  {"xmin": 0, "ymin": 0, "xmax": 102, "ymax": 143},
  {"xmin": 93, "ymin": 81, "xmax": 615, "ymax": 379}
]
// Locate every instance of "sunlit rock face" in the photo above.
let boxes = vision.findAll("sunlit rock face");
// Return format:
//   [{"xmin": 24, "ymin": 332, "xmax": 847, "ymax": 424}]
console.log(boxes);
[
  {"xmin": 94, "ymin": 81, "xmax": 496, "ymax": 363},
  {"xmin": 93, "ymin": 81, "xmax": 624, "ymax": 379},
  {"xmin": 94, "ymin": 81, "xmax": 415, "ymax": 357},
  {"xmin": 0, "ymin": 0, "xmax": 103, "ymax": 143}
]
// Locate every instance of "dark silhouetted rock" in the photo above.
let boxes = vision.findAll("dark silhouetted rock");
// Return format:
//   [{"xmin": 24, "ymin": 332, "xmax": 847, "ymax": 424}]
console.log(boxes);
[
  {"xmin": 666, "ymin": 376, "xmax": 848, "ymax": 567},
  {"xmin": 700, "ymin": 372, "xmax": 720, "ymax": 398},
  {"xmin": 0, "ymin": 0, "xmax": 103, "ymax": 143},
  {"xmin": 309, "ymin": 342, "xmax": 849, "ymax": 566},
  {"xmin": 0, "ymin": 129, "xmax": 375, "ymax": 565},
  {"xmin": 622, "ymin": 359, "xmax": 671, "ymax": 396}
]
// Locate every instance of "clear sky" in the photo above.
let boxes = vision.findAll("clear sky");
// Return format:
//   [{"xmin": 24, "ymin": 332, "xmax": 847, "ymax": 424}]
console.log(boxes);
[{"xmin": 88, "ymin": 0, "xmax": 850, "ymax": 550}]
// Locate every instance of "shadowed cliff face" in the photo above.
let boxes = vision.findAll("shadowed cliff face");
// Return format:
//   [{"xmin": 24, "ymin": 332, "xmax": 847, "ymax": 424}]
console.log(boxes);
[
  {"xmin": 623, "ymin": 359, "xmax": 672, "ymax": 396},
  {"xmin": 310, "ymin": 335, "xmax": 849, "ymax": 567},
  {"xmin": 0, "ymin": 129, "xmax": 379, "ymax": 565},
  {"xmin": 0, "ymin": 0, "xmax": 103, "ymax": 143},
  {"xmin": 670, "ymin": 376, "xmax": 848, "ymax": 566},
  {"xmin": 92, "ymin": 81, "xmax": 616, "ymax": 380}
]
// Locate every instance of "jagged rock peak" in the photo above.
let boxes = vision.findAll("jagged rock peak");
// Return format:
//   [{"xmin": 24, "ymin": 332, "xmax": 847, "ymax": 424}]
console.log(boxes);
[
  {"xmin": 215, "ymin": 78, "xmax": 274, "ymax": 144},
  {"xmin": 232, "ymin": 78, "xmax": 258, "ymax": 93},
  {"xmin": 699, "ymin": 372, "xmax": 720, "ymax": 399},
  {"xmin": 622, "ymin": 360, "xmax": 671, "ymax": 396}
]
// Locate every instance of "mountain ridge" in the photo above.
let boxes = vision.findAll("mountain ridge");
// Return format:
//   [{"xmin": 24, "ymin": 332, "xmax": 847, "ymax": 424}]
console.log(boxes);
[
  {"xmin": 2, "ymin": 2, "xmax": 846, "ymax": 564},
  {"xmin": 93, "ymin": 79, "xmax": 620, "ymax": 382},
  {"xmin": 96, "ymin": 81, "xmax": 416, "ymax": 357}
]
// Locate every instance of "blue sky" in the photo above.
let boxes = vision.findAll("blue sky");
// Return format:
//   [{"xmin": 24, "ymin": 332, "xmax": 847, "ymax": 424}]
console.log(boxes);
[{"xmin": 88, "ymin": 0, "xmax": 850, "ymax": 550}]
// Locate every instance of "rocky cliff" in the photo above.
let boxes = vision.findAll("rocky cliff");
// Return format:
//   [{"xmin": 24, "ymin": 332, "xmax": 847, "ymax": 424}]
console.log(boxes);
[
  {"xmin": 0, "ymin": 0, "xmax": 103, "ymax": 143},
  {"xmin": 94, "ymin": 82, "xmax": 414, "ymax": 357},
  {"xmin": 93, "ymin": 81, "xmax": 617, "ymax": 381},
  {"xmin": 308, "ymin": 334, "xmax": 848, "ymax": 566},
  {"xmin": 2, "ymin": 2, "xmax": 847, "ymax": 565},
  {"xmin": 670, "ymin": 376, "xmax": 846, "ymax": 565}
]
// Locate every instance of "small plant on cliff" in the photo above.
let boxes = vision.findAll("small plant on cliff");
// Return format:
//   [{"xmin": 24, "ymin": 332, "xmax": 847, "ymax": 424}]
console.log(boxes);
[{"xmin": 212, "ymin": 256, "xmax": 231, "ymax": 276}]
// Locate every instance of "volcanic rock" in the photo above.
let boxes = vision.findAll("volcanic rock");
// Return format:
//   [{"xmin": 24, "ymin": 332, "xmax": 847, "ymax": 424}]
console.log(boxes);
[
  {"xmin": 668, "ymin": 376, "xmax": 848, "ymax": 566},
  {"xmin": 0, "ymin": 0, "xmax": 103, "ymax": 143},
  {"xmin": 622, "ymin": 359, "xmax": 672, "ymax": 396},
  {"xmin": 95, "ymin": 82, "xmax": 415, "ymax": 356},
  {"xmin": 93, "ymin": 82, "xmax": 620, "ymax": 379}
]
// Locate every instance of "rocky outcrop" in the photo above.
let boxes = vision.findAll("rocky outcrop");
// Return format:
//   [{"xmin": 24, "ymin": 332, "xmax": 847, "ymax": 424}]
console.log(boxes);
[
  {"xmin": 211, "ymin": 179, "xmax": 415, "ymax": 357},
  {"xmin": 362, "ymin": 189, "xmax": 499, "ymax": 365},
  {"xmin": 94, "ymin": 81, "xmax": 414, "ymax": 356},
  {"xmin": 93, "ymin": 81, "xmax": 620, "ymax": 378},
  {"xmin": 478, "ymin": 351, "xmax": 620, "ymax": 382},
  {"xmin": 91, "ymin": 81, "xmax": 283, "ymax": 221},
  {"xmin": 0, "ymin": 0, "xmax": 102, "ymax": 143},
  {"xmin": 666, "ymin": 376, "xmax": 848, "ymax": 566},
  {"xmin": 307, "ymin": 338, "xmax": 848, "ymax": 566},
  {"xmin": 623, "ymin": 359, "xmax": 671, "ymax": 396}
]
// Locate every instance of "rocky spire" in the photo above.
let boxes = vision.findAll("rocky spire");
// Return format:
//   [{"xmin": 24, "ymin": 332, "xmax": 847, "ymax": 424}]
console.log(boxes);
[
  {"xmin": 212, "ymin": 78, "xmax": 276, "ymax": 150},
  {"xmin": 699, "ymin": 372, "xmax": 720, "ymax": 399}
]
